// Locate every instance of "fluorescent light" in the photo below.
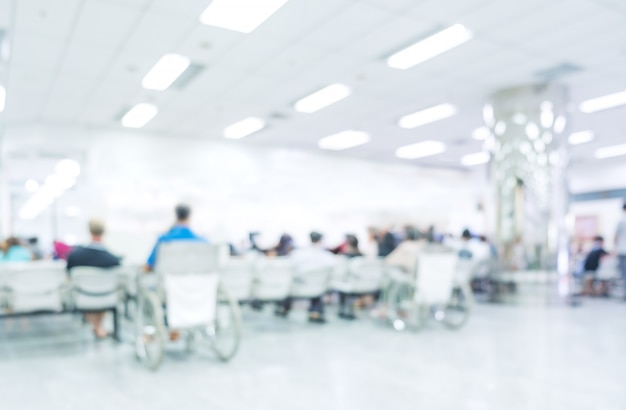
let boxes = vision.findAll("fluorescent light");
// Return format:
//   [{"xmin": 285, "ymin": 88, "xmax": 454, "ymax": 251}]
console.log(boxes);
[
  {"xmin": 568, "ymin": 131, "xmax": 594, "ymax": 145},
  {"xmin": 398, "ymin": 103, "xmax": 457, "ymax": 129},
  {"xmin": 142, "ymin": 53, "xmax": 190, "ymax": 91},
  {"xmin": 472, "ymin": 127, "xmax": 491, "ymax": 140},
  {"xmin": 0, "ymin": 84, "xmax": 5, "ymax": 112},
  {"xmin": 387, "ymin": 24, "xmax": 473, "ymax": 70},
  {"xmin": 580, "ymin": 90, "xmax": 626, "ymax": 113},
  {"xmin": 553, "ymin": 116, "xmax": 566, "ymax": 134},
  {"xmin": 595, "ymin": 143, "xmax": 626, "ymax": 159},
  {"xmin": 121, "ymin": 103, "xmax": 158, "ymax": 128},
  {"xmin": 295, "ymin": 84, "xmax": 351, "ymax": 113},
  {"xmin": 200, "ymin": 0, "xmax": 289, "ymax": 34},
  {"xmin": 55, "ymin": 159, "xmax": 81, "ymax": 177},
  {"xmin": 396, "ymin": 140, "xmax": 446, "ymax": 159},
  {"xmin": 224, "ymin": 117, "xmax": 265, "ymax": 139},
  {"xmin": 318, "ymin": 130, "xmax": 370, "ymax": 151},
  {"xmin": 461, "ymin": 152, "xmax": 490, "ymax": 166},
  {"xmin": 25, "ymin": 179, "xmax": 39, "ymax": 193}
]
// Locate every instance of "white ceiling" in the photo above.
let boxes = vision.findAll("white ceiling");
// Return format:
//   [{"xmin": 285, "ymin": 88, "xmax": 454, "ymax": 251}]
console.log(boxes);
[{"xmin": 1, "ymin": 0, "xmax": 626, "ymax": 169}]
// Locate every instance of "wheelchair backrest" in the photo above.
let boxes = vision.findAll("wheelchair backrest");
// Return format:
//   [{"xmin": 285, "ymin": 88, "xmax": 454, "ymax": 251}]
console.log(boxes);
[
  {"xmin": 415, "ymin": 250, "xmax": 458, "ymax": 305},
  {"xmin": 156, "ymin": 242, "xmax": 228, "ymax": 276}
]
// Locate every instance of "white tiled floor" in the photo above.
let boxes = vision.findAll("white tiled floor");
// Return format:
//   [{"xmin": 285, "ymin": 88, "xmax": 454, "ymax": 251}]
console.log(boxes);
[{"xmin": 1, "ymin": 296, "xmax": 625, "ymax": 410}]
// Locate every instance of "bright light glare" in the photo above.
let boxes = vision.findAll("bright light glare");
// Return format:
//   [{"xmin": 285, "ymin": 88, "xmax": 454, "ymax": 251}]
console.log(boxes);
[
  {"xmin": 568, "ymin": 131, "xmax": 594, "ymax": 145},
  {"xmin": 387, "ymin": 24, "xmax": 473, "ymax": 70},
  {"xmin": 25, "ymin": 179, "xmax": 39, "ymax": 193},
  {"xmin": 224, "ymin": 117, "xmax": 265, "ymax": 139},
  {"xmin": 398, "ymin": 103, "xmax": 457, "ymax": 129},
  {"xmin": 318, "ymin": 130, "xmax": 370, "ymax": 151},
  {"xmin": 200, "ymin": 0, "xmax": 289, "ymax": 33},
  {"xmin": 580, "ymin": 90, "xmax": 626, "ymax": 113},
  {"xmin": 472, "ymin": 127, "xmax": 491, "ymax": 140},
  {"xmin": 55, "ymin": 159, "xmax": 81, "ymax": 177},
  {"xmin": 121, "ymin": 103, "xmax": 158, "ymax": 128},
  {"xmin": 142, "ymin": 53, "xmax": 191, "ymax": 91},
  {"xmin": 461, "ymin": 151, "xmax": 490, "ymax": 166},
  {"xmin": 396, "ymin": 140, "xmax": 446, "ymax": 159},
  {"xmin": 294, "ymin": 83, "xmax": 351, "ymax": 113},
  {"xmin": 595, "ymin": 143, "xmax": 626, "ymax": 159},
  {"xmin": 0, "ymin": 84, "xmax": 5, "ymax": 112}
]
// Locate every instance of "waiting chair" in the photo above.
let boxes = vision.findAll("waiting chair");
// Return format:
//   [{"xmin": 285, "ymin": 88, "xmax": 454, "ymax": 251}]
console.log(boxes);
[
  {"xmin": 218, "ymin": 257, "xmax": 255, "ymax": 303},
  {"xmin": 332, "ymin": 257, "xmax": 386, "ymax": 319},
  {"xmin": 5, "ymin": 263, "xmax": 68, "ymax": 313},
  {"xmin": 251, "ymin": 257, "xmax": 293, "ymax": 303}
]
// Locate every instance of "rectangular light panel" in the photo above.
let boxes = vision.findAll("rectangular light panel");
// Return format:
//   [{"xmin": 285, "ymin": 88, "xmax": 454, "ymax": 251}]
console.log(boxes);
[
  {"xmin": 295, "ymin": 84, "xmax": 351, "ymax": 113},
  {"xmin": 387, "ymin": 24, "xmax": 473, "ymax": 70},
  {"xmin": 461, "ymin": 151, "xmax": 490, "ymax": 166},
  {"xmin": 568, "ymin": 131, "xmax": 594, "ymax": 145},
  {"xmin": 200, "ymin": 0, "xmax": 289, "ymax": 34},
  {"xmin": 142, "ymin": 54, "xmax": 191, "ymax": 91},
  {"xmin": 121, "ymin": 103, "xmax": 158, "ymax": 128},
  {"xmin": 580, "ymin": 90, "xmax": 626, "ymax": 113},
  {"xmin": 399, "ymin": 103, "xmax": 457, "ymax": 129},
  {"xmin": 318, "ymin": 130, "xmax": 370, "ymax": 151},
  {"xmin": 396, "ymin": 140, "xmax": 446, "ymax": 159},
  {"xmin": 0, "ymin": 84, "xmax": 5, "ymax": 112},
  {"xmin": 224, "ymin": 117, "xmax": 266, "ymax": 139},
  {"xmin": 595, "ymin": 143, "xmax": 626, "ymax": 159}
]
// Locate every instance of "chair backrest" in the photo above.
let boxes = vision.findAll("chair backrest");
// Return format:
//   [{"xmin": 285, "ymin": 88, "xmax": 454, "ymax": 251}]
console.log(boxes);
[
  {"xmin": 415, "ymin": 251, "xmax": 458, "ymax": 305},
  {"xmin": 5, "ymin": 263, "xmax": 67, "ymax": 313},
  {"xmin": 156, "ymin": 242, "xmax": 227, "ymax": 276},
  {"xmin": 218, "ymin": 258, "xmax": 254, "ymax": 301},
  {"xmin": 332, "ymin": 255, "xmax": 349, "ymax": 280},
  {"xmin": 70, "ymin": 266, "xmax": 121, "ymax": 310},
  {"xmin": 348, "ymin": 257, "xmax": 386, "ymax": 279},
  {"xmin": 252, "ymin": 257, "xmax": 293, "ymax": 301}
]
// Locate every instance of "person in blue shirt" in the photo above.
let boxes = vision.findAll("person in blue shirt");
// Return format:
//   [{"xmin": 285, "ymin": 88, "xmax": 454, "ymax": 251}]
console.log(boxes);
[
  {"xmin": 1, "ymin": 237, "xmax": 33, "ymax": 262},
  {"xmin": 144, "ymin": 204, "xmax": 206, "ymax": 271}
]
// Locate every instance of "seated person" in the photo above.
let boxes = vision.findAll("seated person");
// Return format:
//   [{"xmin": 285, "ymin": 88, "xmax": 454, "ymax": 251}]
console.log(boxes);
[
  {"xmin": 66, "ymin": 219, "xmax": 120, "ymax": 339},
  {"xmin": 582, "ymin": 236, "xmax": 609, "ymax": 295},
  {"xmin": 340, "ymin": 234, "xmax": 363, "ymax": 258},
  {"xmin": 1, "ymin": 237, "xmax": 33, "ymax": 262},
  {"xmin": 144, "ymin": 204, "xmax": 207, "ymax": 272},
  {"xmin": 385, "ymin": 227, "xmax": 424, "ymax": 275},
  {"xmin": 277, "ymin": 231, "xmax": 335, "ymax": 323}
]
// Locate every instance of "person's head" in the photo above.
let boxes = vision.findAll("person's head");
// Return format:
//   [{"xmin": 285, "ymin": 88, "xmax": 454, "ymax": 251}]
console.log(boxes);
[
  {"xmin": 88, "ymin": 219, "xmax": 106, "ymax": 241},
  {"xmin": 28, "ymin": 237, "xmax": 39, "ymax": 246},
  {"xmin": 461, "ymin": 229, "xmax": 472, "ymax": 240},
  {"xmin": 175, "ymin": 204, "xmax": 191, "ymax": 223},
  {"xmin": 310, "ymin": 231, "xmax": 323, "ymax": 244},
  {"xmin": 593, "ymin": 236, "xmax": 604, "ymax": 245},
  {"xmin": 6, "ymin": 237, "xmax": 21, "ymax": 249},
  {"xmin": 346, "ymin": 234, "xmax": 359, "ymax": 250}
]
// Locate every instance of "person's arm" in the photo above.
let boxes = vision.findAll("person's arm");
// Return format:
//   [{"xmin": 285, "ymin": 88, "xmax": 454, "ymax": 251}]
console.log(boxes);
[{"xmin": 145, "ymin": 241, "xmax": 159, "ymax": 272}]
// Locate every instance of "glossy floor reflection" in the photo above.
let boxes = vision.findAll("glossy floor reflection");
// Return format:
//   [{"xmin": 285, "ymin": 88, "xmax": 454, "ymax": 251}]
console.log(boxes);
[{"xmin": 1, "ymin": 296, "xmax": 625, "ymax": 410}]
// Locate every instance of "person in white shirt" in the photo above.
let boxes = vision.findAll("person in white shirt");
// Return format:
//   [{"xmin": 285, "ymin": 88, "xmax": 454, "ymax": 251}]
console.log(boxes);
[
  {"xmin": 615, "ymin": 202, "xmax": 626, "ymax": 300},
  {"xmin": 276, "ymin": 231, "xmax": 336, "ymax": 323}
]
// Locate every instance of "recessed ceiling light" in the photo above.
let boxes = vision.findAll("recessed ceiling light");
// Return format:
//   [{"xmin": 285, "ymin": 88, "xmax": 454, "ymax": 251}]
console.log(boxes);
[
  {"xmin": 472, "ymin": 127, "xmax": 491, "ymax": 140},
  {"xmin": 200, "ymin": 0, "xmax": 289, "ymax": 34},
  {"xmin": 396, "ymin": 140, "xmax": 446, "ymax": 159},
  {"xmin": 461, "ymin": 151, "xmax": 490, "ymax": 166},
  {"xmin": 0, "ymin": 84, "xmax": 5, "ymax": 112},
  {"xmin": 398, "ymin": 103, "xmax": 457, "ymax": 129},
  {"xmin": 224, "ymin": 117, "xmax": 265, "ymax": 139},
  {"xmin": 142, "ymin": 53, "xmax": 191, "ymax": 91},
  {"xmin": 121, "ymin": 103, "xmax": 158, "ymax": 128},
  {"xmin": 568, "ymin": 131, "xmax": 594, "ymax": 145},
  {"xmin": 595, "ymin": 143, "xmax": 626, "ymax": 159},
  {"xmin": 387, "ymin": 24, "xmax": 473, "ymax": 70},
  {"xmin": 294, "ymin": 83, "xmax": 351, "ymax": 114},
  {"xmin": 580, "ymin": 90, "xmax": 626, "ymax": 113},
  {"xmin": 25, "ymin": 179, "xmax": 39, "ymax": 193},
  {"xmin": 318, "ymin": 130, "xmax": 370, "ymax": 151}
]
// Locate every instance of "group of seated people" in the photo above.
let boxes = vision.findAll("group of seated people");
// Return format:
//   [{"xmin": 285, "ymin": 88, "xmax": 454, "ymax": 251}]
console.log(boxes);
[
  {"xmin": 0, "ymin": 236, "xmax": 43, "ymax": 262},
  {"xmin": 5, "ymin": 203, "xmax": 493, "ymax": 337}
]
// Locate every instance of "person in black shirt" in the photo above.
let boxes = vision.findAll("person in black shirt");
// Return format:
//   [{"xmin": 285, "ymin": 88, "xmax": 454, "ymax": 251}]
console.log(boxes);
[
  {"xmin": 66, "ymin": 219, "xmax": 120, "ymax": 338},
  {"xmin": 582, "ymin": 236, "xmax": 609, "ymax": 296}
]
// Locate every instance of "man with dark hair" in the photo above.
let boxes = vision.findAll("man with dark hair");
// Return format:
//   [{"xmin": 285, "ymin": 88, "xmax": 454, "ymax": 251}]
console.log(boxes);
[
  {"xmin": 582, "ymin": 236, "xmax": 609, "ymax": 295},
  {"xmin": 616, "ymin": 202, "xmax": 626, "ymax": 300},
  {"xmin": 145, "ymin": 204, "xmax": 206, "ymax": 271},
  {"xmin": 66, "ymin": 219, "xmax": 120, "ymax": 339}
]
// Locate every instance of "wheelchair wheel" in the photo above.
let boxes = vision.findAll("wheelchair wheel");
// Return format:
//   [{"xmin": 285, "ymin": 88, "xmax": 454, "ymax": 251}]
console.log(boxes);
[
  {"xmin": 440, "ymin": 283, "xmax": 472, "ymax": 330},
  {"xmin": 386, "ymin": 281, "xmax": 424, "ymax": 331},
  {"xmin": 134, "ymin": 290, "xmax": 165, "ymax": 370},
  {"xmin": 197, "ymin": 287, "xmax": 242, "ymax": 362}
]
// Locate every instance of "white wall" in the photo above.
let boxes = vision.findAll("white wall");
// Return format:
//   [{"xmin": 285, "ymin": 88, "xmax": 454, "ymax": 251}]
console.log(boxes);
[{"xmin": 6, "ymin": 125, "xmax": 485, "ymax": 263}]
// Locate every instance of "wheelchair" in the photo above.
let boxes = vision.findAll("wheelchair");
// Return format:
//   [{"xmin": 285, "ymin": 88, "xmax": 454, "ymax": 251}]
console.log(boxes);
[
  {"xmin": 383, "ymin": 247, "xmax": 473, "ymax": 331},
  {"xmin": 134, "ymin": 242, "xmax": 242, "ymax": 370}
]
